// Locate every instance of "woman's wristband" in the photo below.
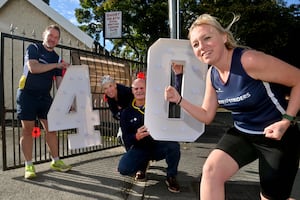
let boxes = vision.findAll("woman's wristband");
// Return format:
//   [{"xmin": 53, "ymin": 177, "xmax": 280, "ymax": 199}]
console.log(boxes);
[
  {"xmin": 282, "ymin": 114, "xmax": 296, "ymax": 125},
  {"xmin": 177, "ymin": 96, "xmax": 182, "ymax": 105}
]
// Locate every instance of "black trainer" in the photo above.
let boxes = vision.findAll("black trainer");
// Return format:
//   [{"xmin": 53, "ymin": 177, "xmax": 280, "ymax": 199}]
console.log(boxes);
[{"xmin": 165, "ymin": 176, "xmax": 180, "ymax": 193}]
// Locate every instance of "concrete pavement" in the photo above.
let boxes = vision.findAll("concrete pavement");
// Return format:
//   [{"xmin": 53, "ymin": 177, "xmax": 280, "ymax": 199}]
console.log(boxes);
[{"xmin": 0, "ymin": 112, "xmax": 299, "ymax": 200}]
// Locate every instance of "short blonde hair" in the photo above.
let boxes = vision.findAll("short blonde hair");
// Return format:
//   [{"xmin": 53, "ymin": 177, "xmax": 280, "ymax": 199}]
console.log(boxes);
[{"xmin": 188, "ymin": 13, "xmax": 240, "ymax": 50}]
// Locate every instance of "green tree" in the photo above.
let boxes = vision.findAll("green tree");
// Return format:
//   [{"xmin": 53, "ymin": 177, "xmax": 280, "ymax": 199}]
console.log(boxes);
[
  {"xmin": 75, "ymin": 0, "xmax": 299, "ymax": 66},
  {"xmin": 193, "ymin": 0, "xmax": 300, "ymax": 65},
  {"xmin": 76, "ymin": 0, "xmax": 169, "ymax": 61}
]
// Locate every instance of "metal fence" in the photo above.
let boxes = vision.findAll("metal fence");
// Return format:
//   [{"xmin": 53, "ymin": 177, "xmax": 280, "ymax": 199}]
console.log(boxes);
[{"xmin": 0, "ymin": 32, "xmax": 146, "ymax": 170}]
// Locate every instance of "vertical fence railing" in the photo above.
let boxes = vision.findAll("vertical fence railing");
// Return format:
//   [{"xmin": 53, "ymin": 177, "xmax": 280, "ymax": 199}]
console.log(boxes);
[{"xmin": 0, "ymin": 32, "xmax": 146, "ymax": 170}]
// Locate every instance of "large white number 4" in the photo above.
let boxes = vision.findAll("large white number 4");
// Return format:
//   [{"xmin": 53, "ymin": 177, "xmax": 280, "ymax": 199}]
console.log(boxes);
[{"xmin": 48, "ymin": 65, "xmax": 101, "ymax": 149}]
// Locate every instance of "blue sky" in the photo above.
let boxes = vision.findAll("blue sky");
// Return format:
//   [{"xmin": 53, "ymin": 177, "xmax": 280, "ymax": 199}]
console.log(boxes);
[{"xmin": 50, "ymin": 0, "xmax": 80, "ymax": 26}]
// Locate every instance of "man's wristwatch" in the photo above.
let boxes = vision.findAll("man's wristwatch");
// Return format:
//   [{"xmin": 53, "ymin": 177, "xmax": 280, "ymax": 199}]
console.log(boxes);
[{"xmin": 282, "ymin": 114, "xmax": 297, "ymax": 125}]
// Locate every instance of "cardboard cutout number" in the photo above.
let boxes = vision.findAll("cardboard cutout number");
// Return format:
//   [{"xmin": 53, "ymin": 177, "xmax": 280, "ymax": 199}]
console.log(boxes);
[
  {"xmin": 48, "ymin": 65, "xmax": 101, "ymax": 149},
  {"xmin": 145, "ymin": 38, "xmax": 207, "ymax": 142}
]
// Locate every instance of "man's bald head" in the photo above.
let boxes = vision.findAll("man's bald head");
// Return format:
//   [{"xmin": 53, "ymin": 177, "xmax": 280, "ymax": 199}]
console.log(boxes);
[
  {"xmin": 132, "ymin": 78, "xmax": 146, "ymax": 88},
  {"xmin": 131, "ymin": 78, "xmax": 146, "ymax": 100}
]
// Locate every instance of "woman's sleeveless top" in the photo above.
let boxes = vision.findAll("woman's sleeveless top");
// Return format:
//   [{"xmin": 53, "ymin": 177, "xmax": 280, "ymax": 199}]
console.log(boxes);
[{"xmin": 211, "ymin": 48, "xmax": 288, "ymax": 134}]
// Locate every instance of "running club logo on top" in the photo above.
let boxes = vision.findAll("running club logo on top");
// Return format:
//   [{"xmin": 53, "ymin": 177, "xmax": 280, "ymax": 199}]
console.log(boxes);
[{"xmin": 218, "ymin": 92, "xmax": 251, "ymax": 105}]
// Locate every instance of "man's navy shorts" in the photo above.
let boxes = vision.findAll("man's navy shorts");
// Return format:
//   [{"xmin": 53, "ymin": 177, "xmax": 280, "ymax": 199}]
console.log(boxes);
[{"xmin": 16, "ymin": 89, "xmax": 53, "ymax": 120}]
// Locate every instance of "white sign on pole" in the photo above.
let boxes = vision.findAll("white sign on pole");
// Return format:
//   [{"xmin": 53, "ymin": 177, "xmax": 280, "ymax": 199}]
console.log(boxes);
[
  {"xmin": 145, "ymin": 38, "xmax": 207, "ymax": 142},
  {"xmin": 105, "ymin": 11, "xmax": 122, "ymax": 38},
  {"xmin": 48, "ymin": 65, "xmax": 101, "ymax": 149}
]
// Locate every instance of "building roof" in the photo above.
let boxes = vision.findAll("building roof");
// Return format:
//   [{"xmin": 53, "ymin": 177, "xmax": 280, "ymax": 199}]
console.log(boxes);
[{"xmin": 0, "ymin": 0, "xmax": 94, "ymax": 48}]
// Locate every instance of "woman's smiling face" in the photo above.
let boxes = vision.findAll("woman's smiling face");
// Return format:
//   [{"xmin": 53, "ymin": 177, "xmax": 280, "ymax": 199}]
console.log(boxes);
[
  {"xmin": 103, "ymin": 82, "xmax": 117, "ymax": 98},
  {"xmin": 190, "ymin": 24, "xmax": 227, "ymax": 65}
]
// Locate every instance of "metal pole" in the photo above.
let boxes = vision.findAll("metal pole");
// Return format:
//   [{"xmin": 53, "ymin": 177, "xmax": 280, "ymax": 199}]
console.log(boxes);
[
  {"xmin": 168, "ymin": 0, "xmax": 182, "ymax": 118},
  {"xmin": 168, "ymin": 0, "xmax": 177, "ymax": 39},
  {"xmin": 176, "ymin": 0, "xmax": 180, "ymax": 39},
  {"xmin": 103, "ymin": 35, "xmax": 106, "ymax": 55},
  {"xmin": 103, "ymin": 13, "xmax": 106, "ymax": 55}
]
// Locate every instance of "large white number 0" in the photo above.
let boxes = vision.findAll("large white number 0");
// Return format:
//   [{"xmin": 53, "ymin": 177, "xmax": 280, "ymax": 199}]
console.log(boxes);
[
  {"xmin": 145, "ymin": 39, "xmax": 207, "ymax": 142},
  {"xmin": 48, "ymin": 65, "xmax": 101, "ymax": 149}
]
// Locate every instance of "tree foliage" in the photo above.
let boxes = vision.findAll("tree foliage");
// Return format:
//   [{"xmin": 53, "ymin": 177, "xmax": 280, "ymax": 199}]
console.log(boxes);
[
  {"xmin": 76, "ymin": 0, "xmax": 169, "ymax": 61},
  {"xmin": 195, "ymin": 0, "xmax": 300, "ymax": 66},
  {"xmin": 75, "ymin": 0, "xmax": 300, "ymax": 66}
]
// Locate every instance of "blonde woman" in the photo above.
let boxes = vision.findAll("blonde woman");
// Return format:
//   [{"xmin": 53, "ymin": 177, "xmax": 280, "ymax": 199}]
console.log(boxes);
[{"xmin": 165, "ymin": 14, "xmax": 300, "ymax": 200}]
